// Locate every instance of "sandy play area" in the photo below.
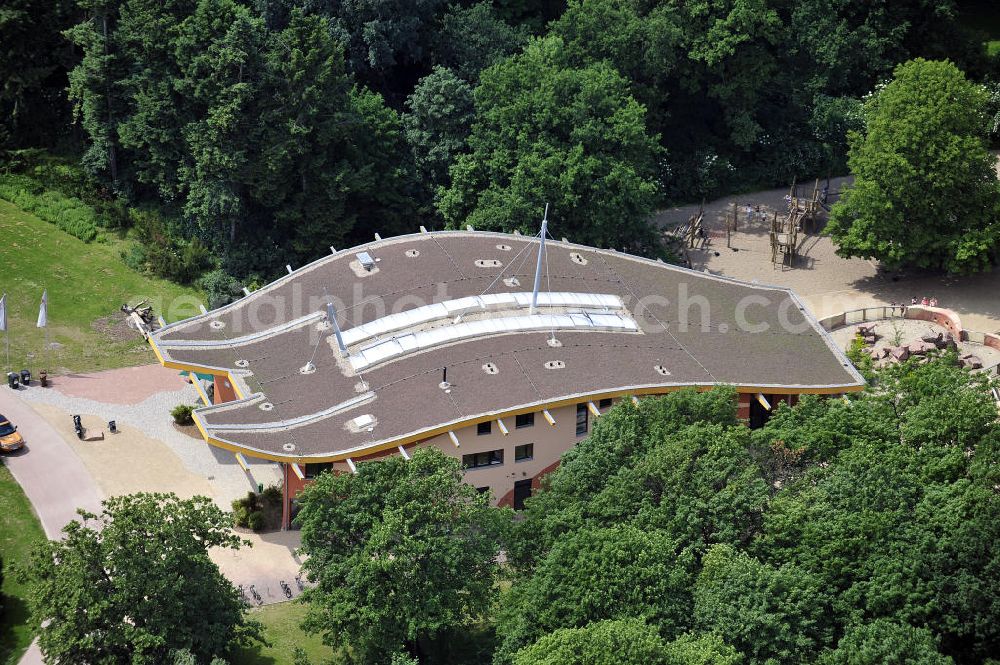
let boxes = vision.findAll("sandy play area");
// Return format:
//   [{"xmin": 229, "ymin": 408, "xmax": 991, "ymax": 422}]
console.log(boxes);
[{"xmin": 655, "ymin": 179, "xmax": 1000, "ymax": 336}]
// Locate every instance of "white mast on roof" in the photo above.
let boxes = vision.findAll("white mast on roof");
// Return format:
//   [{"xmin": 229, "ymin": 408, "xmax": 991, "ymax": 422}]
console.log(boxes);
[
  {"xmin": 530, "ymin": 204, "xmax": 549, "ymax": 315},
  {"xmin": 327, "ymin": 302, "xmax": 348, "ymax": 356}
]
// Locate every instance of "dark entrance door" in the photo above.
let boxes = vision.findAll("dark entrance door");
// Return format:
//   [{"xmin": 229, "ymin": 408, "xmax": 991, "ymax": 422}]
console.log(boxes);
[
  {"xmin": 749, "ymin": 394, "xmax": 772, "ymax": 429},
  {"xmin": 513, "ymin": 479, "xmax": 533, "ymax": 511}
]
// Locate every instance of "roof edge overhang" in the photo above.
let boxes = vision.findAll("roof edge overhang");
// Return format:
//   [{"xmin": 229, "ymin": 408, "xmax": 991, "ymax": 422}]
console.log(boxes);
[{"xmin": 188, "ymin": 379, "xmax": 864, "ymax": 465}]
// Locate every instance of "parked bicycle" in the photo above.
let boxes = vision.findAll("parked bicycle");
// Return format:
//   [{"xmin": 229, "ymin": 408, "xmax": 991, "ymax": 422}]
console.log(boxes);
[
  {"xmin": 249, "ymin": 584, "xmax": 263, "ymax": 605},
  {"xmin": 280, "ymin": 580, "xmax": 292, "ymax": 598},
  {"xmin": 295, "ymin": 573, "xmax": 305, "ymax": 591}
]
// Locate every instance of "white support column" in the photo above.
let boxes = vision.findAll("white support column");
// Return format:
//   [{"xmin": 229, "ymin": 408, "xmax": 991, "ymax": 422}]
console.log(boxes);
[
  {"xmin": 234, "ymin": 453, "xmax": 250, "ymax": 472},
  {"xmin": 496, "ymin": 419, "xmax": 509, "ymax": 435},
  {"xmin": 326, "ymin": 303, "xmax": 348, "ymax": 356},
  {"xmin": 530, "ymin": 204, "xmax": 549, "ymax": 315},
  {"xmin": 542, "ymin": 409, "xmax": 556, "ymax": 426},
  {"xmin": 291, "ymin": 463, "xmax": 305, "ymax": 480},
  {"xmin": 286, "ymin": 264, "xmax": 294, "ymax": 274},
  {"xmin": 398, "ymin": 445, "xmax": 411, "ymax": 460},
  {"xmin": 587, "ymin": 401, "xmax": 601, "ymax": 418},
  {"xmin": 374, "ymin": 232, "xmax": 382, "ymax": 240},
  {"xmin": 199, "ymin": 304, "xmax": 208, "ymax": 314},
  {"xmin": 448, "ymin": 431, "xmax": 460, "ymax": 447},
  {"xmin": 756, "ymin": 393, "xmax": 772, "ymax": 411},
  {"xmin": 346, "ymin": 458, "xmax": 357, "ymax": 474}
]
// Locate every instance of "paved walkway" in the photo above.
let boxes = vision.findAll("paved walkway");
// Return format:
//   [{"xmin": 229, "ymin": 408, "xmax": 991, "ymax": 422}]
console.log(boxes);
[
  {"xmin": 0, "ymin": 390, "xmax": 104, "ymax": 539},
  {"xmin": 0, "ymin": 390, "xmax": 104, "ymax": 665}
]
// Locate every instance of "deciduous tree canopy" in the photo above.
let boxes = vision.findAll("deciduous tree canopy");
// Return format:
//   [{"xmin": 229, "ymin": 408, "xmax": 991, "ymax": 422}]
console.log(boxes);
[
  {"xmin": 827, "ymin": 58, "xmax": 1000, "ymax": 273},
  {"xmin": 22, "ymin": 493, "xmax": 262, "ymax": 663},
  {"xmin": 296, "ymin": 448, "xmax": 511, "ymax": 662}
]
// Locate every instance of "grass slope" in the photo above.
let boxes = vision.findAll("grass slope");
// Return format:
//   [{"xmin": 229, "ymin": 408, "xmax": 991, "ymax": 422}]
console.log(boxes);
[
  {"xmin": 0, "ymin": 462, "xmax": 46, "ymax": 664},
  {"xmin": 235, "ymin": 602, "xmax": 334, "ymax": 665},
  {"xmin": 0, "ymin": 199, "xmax": 202, "ymax": 374}
]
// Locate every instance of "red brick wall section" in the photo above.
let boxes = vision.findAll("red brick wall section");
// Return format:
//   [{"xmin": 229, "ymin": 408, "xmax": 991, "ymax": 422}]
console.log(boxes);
[
  {"xmin": 984, "ymin": 333, "xmax": 1000, "ymax": 352},
  {"xmin": 497, "ymin": 459, "xmax": 562, "ymax": 508},
  {"xmin": 905, "ymin": 306, "xmax": 964, "ymax": 341},
  {"xmin": 213, "ymin": 376, "xmax": 239, "ymax": 404}
]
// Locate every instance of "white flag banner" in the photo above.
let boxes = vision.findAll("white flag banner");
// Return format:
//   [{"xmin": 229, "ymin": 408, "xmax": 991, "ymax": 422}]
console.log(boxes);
[
  {"xmin": 37, "ymin": 290, "xmax": 47, "ymax": 328},
  {"xmin": 0, "ymin": 293, "xmax": 6, "ymax": 332}
]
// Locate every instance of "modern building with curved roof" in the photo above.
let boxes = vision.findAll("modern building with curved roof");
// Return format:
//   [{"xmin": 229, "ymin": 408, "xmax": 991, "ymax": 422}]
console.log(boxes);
[{"xmin": 147, "ymin": 228, "xmax": 864, "ymax": 525}]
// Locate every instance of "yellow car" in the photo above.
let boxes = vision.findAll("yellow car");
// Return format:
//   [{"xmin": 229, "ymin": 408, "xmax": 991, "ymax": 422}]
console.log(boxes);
[{"xmin": 0, "ymin": 414, "xmax": 24, "ymax": 452}]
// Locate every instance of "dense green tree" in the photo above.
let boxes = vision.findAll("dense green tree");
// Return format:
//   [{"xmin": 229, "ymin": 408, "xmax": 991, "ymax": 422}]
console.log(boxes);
[
  {"xmin": 319, "ymin": 0, "xmax": 448, "ymax": 91},
  {"xmin": 438, "ymin": 36, "xmax": 662, "ymax": 252},
  {"xmin": 827, "ymin": 58, "xmax": 1000, "ymax": 273},
  {"xmin": 496, "ymin": 525, "xmax": 692, "ymax": 662},
  {"xmin": 694, "ymin": 544, "xmax": 832, "ymax": 664},
  {"xmin": 662, "ymin": 632, "xmax": 742, "ymax": 665},
  {"xmin": 22, "ymin": 493, "xmax": 262, "ymax": 663},
  {"xmin": 433, "ymin": 2, "xmax": 529, "ymax": 82},
  {"xmin": 174, "ymin": 0, "xmax": 266, "ymax": 245},
  {"xmin": 511, "ymin": 619, "xmax": 670, "ymax": 665},
  {"xmin": 755, "ymin": 358, "xmax": 1000, "ymax": 663},
  {"xmin": 403, "ymin": 66, "xmax": 474, "ymax": 194},
  {"xmin": 509, "ymin": 387, "xmax": 739, "ymax": 567},
  {"xmin": 0, "ymin": 0, "xmax": 77, "ymax": 147},
  {"xmin": 548, "ymin": 0, "xmax": 681, "ymax": 130},
  {"xmin": 64, "ymin": 0, "xmax": 131, "ymax": 184},
  {"xmin": 818, "ymin": 620, "xmax": 953, "ymax": 665},
  {"xmin": 296, "ymin": 448, "xmax": 510, "ymax": 662}
]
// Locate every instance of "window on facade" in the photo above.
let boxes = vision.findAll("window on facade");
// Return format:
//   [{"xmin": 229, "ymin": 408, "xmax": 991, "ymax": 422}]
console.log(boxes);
[
  {"xmin": 477, "ymin": 421, "xmax": 492, "ymax": 436},
  {"xmin": 599, "ymin": 398, "xmax": 613, "ymax": 409},
  {"xmin": 304, "ymin": 462, "xmax": 333, "ymax": 478},
  {"xmin": 515, "ymin": 412, "xmax": 534, "ymax": 429},
  {"xmin": 463, "ymin": 449, "xmax": 504, "ymax": 469},
  {"xmin": 515, "ymin": 443, "xmax": 534, "ymax": 461},
  {"xmin": 576, "ymin": 403, "xmax": 588, "ymax": 436}
]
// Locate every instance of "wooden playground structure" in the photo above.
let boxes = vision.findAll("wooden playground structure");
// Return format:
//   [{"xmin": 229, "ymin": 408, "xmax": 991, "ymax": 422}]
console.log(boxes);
[{"xmin": 719, "ymin": 177, "xmax": 825, "ymax": 270}]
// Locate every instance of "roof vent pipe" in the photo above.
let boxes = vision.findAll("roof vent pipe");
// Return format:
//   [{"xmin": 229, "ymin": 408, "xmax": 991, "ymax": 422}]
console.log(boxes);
[
  {"xmin": 327, "ymin": 303, "xmax": 348, "ymax": 356},
  {"xmin": 530, "ymin": 203, "xmax": 549, "ymax": 315}
]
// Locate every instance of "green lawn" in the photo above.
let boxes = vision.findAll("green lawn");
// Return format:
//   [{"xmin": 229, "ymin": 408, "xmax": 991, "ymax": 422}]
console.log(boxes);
[
  {"xmin": 0, "ymin": 199, "xmax": 203, "ymax": 374},
  {"xmin": 0, "ymin": 462, "xmax": 46, "ymax": 665},
  {"xmin": 234, "ymin": 601, "xmax": 335, "ymax": 665}
]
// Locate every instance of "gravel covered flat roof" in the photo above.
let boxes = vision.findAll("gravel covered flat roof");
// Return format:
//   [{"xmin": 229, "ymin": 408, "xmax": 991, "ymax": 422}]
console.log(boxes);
[{"xmin": 150, "ymin": 230, "xmax": 864, "ymax": 461}]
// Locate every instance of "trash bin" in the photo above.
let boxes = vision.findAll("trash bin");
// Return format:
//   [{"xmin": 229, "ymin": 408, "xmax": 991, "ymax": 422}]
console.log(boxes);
[
  {"xmin": 20, "ymin": 369, "xmax": 30, "ymax": 386},
  {"xmin": 108, "ymin": 420, "xmax": 117, "ymax": 434},
  {"xmin": 7, "ymin": 372, "xmax": 19, "ymax": 389}
]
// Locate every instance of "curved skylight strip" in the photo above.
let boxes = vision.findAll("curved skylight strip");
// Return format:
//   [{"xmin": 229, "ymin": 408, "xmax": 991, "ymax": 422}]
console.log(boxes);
[
  {"xmin": 349, "ymin": 310, "xmax": 638, "ymax": 371},
  {"xmin": 339, "ymin": 291, "xmax": 622, "ymax": 347}
]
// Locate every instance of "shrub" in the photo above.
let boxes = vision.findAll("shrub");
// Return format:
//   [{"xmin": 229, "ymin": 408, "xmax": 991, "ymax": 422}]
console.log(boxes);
[
  {"xmin": 261, "ymin": 484, "xmax": 282, "ymax": 506},
  {"xmin": 171, "ymin": 404, "xmax": 194, "ymax": 426},
  {"xmin": 0, "ymin": 174, "xmax": 101, "ymax": 242},
  {"xmin": 198, "ymin": 269, "xmax": 243, "ymax": 309},
  {"xmin": 127, "ymin": 208, "xmax": 212, "ymax": 284},
  {"xmin": 246, "ymin": 511, "xmax": 264, "ymax": 532}
]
